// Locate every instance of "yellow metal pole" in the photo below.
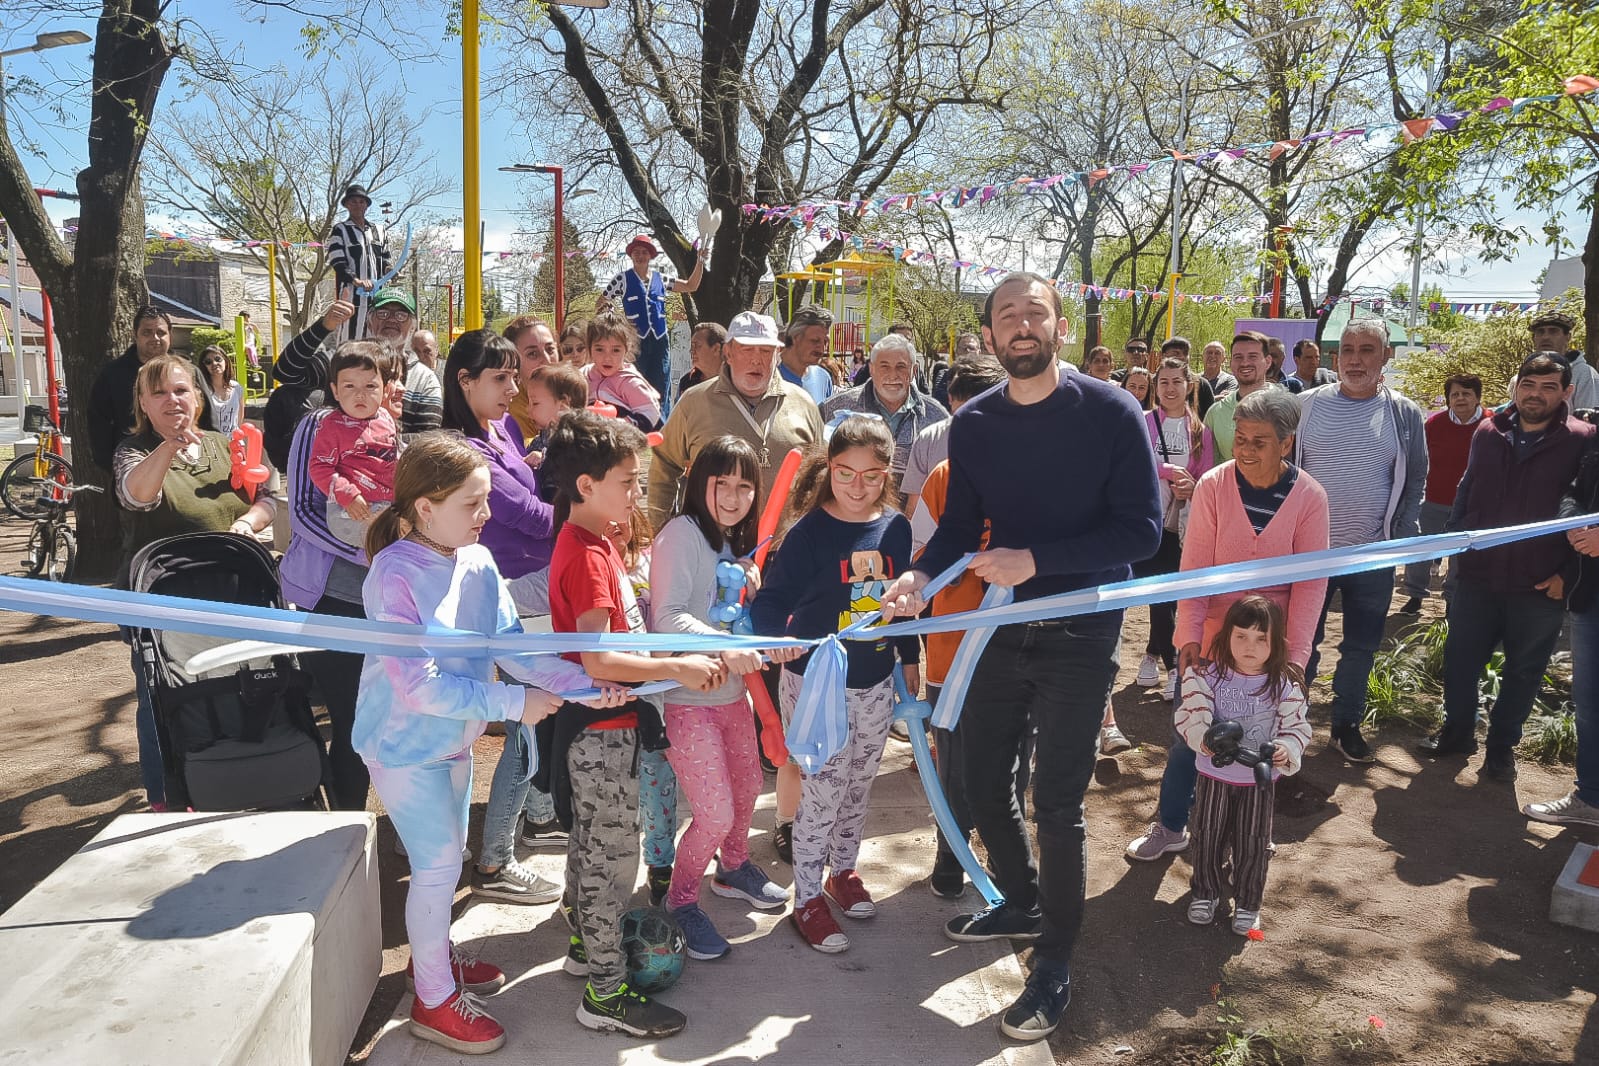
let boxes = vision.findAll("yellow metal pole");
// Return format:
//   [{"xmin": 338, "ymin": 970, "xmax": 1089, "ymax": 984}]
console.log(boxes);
[
  {"xmin": 462, "ymin": 0, "xmax": 483, "ymax": 330},
  {"xmin": 266, "ymin": 241, "xmax": 281, "ymax": 358},
  {"xmin": 1166, "ymin": 272, "xmax": 1182, "ymax": 341}
]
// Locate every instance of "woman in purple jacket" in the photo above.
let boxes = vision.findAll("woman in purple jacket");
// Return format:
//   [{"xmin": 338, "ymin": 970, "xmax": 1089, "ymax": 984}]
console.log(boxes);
[{"xmin": 436, "ymin": 329, "xmax": 566, "ymax": 903}]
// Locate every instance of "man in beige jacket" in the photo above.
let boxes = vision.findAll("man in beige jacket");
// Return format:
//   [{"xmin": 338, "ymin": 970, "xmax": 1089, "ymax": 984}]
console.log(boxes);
[{"xmin": 648, "ymin": 310, "xmax": 824, "ymax": 530}]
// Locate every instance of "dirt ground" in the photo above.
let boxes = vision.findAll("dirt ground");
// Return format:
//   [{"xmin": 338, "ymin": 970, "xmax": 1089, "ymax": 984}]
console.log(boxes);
[{"xmin": 0, "ymin": 515, "xmax": 1595, "ymax": 1066}]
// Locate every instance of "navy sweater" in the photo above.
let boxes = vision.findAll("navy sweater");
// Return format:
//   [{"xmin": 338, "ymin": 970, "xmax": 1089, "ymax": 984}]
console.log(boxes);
[
  {"xmin": 750, "ymin": 509, "xmax": 922, "ymax": 687},
  {"xmin": 918, "ymin": 371, "xmax": 1164, "ymax": 601}
]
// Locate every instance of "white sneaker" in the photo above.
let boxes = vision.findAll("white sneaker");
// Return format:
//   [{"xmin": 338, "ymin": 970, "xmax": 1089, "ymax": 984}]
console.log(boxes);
[
  {"xmin": 1136, "ymin": 654, "xmax": 1161, "ymax": 688},
  {"xmin": 1523, "ymin": 790, "xmax": 1599, "ymax": 827},
  {"xmin": 1126, "ymin": 822, "xmax": 1189, "ymax": 861},
  {"xmin": 1099, "ymin": 725, "xmax": 1132, "ymax": 755},
  {"xmin": 1232, "ymin": 908, "xmax": 1261, "ymax": 936}
]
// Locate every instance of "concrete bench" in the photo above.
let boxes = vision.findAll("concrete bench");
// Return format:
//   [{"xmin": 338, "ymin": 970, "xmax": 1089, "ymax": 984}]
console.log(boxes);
[{"xmin": 0, "ymin": 811, "xmax": 379, "ymax": 1066}]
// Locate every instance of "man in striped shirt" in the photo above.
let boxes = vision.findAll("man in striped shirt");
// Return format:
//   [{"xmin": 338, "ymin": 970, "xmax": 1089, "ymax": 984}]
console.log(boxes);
[
  {"xmin": 326, "ymin": 184, "xmax": 389, "ymax": 341},
  {"xmin": 1295, "ymin": 318, "xmax": 1428, "ymax": 763}
]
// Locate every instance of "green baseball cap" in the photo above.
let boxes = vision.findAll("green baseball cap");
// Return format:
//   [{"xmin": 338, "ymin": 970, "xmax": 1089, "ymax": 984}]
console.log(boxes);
[{"xmin": 370, "ymin": 287, "xmax": 415, "ymax": 315}]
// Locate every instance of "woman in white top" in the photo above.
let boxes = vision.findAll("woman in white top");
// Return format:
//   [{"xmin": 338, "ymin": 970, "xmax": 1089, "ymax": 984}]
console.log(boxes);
[{"xmin": 196, "ymin": 345, "xmax": 243, "ymax": 438}]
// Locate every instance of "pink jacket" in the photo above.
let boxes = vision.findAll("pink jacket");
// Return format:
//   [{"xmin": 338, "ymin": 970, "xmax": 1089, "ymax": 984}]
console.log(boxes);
[
  {"xmin": 1145, "ymin": 409, "xmax": 1216, "ymax": 482},
  {"xmin": 587, "ymin": 363, "xmax": 663, "ymax": 428},
  {"xmin": 1174, "ymin": 461, "xmax": 1330, "ymax": 667},
  {"xmin": 308, "ymin": 407, "xmax": 399, "ymax": 508}
]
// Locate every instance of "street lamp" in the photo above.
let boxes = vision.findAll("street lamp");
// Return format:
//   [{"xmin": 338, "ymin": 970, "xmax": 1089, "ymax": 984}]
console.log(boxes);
[
  {"xmin": 463, "ymin": 2, "xmax": 608, "ymax": 331},
  {"xmin": 1167, "ymin": 16, "xmax": 1322, "ymax": 337},
  {"xmin": 1, "ymin": 28, "xmax": 91, "ymax": 423},
  {"xmin": 500, "ymin": 165, "xmax": 597, "ymax": 331}
]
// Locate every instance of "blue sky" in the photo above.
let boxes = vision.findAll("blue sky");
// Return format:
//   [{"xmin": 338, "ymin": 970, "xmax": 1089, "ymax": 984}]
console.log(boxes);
[{"xmin": 2, "ymin": 1, "xmax": 1583, "ymax": 305}]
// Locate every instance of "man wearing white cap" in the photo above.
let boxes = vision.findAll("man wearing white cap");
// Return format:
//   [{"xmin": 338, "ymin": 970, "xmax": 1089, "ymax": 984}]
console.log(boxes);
[
  {"xmin": 648, "ymin": 310, "xmax": 823, "ymax": 531},
  {"xmin": 599, "ymin": 233, "xmax": 706, "ymax": 414}
]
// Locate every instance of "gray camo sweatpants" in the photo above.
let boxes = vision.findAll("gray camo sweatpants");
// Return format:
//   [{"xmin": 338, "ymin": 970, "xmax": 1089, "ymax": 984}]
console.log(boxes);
[{"xmin": 565, "ymin": 728, "xmax": 640, "ymax": 995}]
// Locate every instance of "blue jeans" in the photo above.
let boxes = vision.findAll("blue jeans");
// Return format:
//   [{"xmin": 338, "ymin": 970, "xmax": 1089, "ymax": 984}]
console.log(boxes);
[
  {"xmin": 480, "ymin": 720, "xmax": 535, "ymax": 868},
  {"xmin": 131, "ymin": 644, "xmax": 165, "ymax": 805},
  {"xmin": 959, "ymin": 613, "xmax": 1122, "ymax": 973},
  {"xmin": 1402, "ymin": 501, "xmax": 1457, "ymax": 602},
  {"xmin": 1442, "ymin": 579, "xmax": 1566, "ymax": 752},
  {"xmin": 638, "ymin": 334, "xmax": 671, "ymax": 420},
  {"xmin": 1570, "ymin": 610, "xmax": 1599, "ymax": 806},
  {"xmin": 1307, "ymin": 567, "xmax": 1395, "ymax": 729},
  {"xmin": 1156, "ymin": 733, "xmax": 1199, "ymax": 833}
]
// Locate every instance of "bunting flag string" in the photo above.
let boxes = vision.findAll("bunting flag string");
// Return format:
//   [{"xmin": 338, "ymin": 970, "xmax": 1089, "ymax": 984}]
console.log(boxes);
[{"xmin": 739, "ymin": 75, "xmax": 1598, "ymax": 223}]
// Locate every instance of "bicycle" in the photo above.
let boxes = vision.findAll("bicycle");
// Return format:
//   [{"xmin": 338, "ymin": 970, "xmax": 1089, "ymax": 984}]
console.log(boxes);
[
  {"xmin": 22, "ymin": 482, "xmax": 98, "ymax": 583},
  {"xmin": 1, "ymin": 405, "xmax": 72, "ymax": 520}
]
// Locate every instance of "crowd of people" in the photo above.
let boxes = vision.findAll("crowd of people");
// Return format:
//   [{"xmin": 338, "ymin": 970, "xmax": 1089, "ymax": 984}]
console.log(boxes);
[{"xmin": 82, "ymin": 235, "xmax": 1599, "ymax": 1055}]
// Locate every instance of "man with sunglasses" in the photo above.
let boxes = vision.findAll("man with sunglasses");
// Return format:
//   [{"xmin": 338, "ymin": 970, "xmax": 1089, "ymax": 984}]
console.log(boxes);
[
  {"xmin": 1109, "ymin": 337, "xmax": 1151, "ymax": 383},
  {"xmin": 880, "ymin": 272, "xmax": 1161, "ymax": 1043}
]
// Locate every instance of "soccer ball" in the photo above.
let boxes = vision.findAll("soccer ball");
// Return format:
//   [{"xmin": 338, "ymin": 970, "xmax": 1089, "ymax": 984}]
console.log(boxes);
[{"xmin": 620, "ymin": 906, "xmax": 686, "ymax": 993}]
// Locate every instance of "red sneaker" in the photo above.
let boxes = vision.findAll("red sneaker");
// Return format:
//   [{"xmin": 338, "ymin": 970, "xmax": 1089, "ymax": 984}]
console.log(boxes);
[
  {"xmin": 409, "ymin": 990, "xmax": 506, "ymax": 1054},
  {"xmin": 791, "ymin": 895, "xmax": 849, "ymax": 953},
  {"xmin": 406, "ymin": 945, "xmax": 506, "ymax": 995},
  {"xmin": 823, "ymin": 868, "xmax": 876, "ymax": 919}
]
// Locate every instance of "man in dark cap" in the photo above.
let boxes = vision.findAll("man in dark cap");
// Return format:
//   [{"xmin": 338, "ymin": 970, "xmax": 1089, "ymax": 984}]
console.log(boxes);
[
  {"xmin": 326, "ymin": 183, "xmax": 390, "ymax": 341},
  {"xmin": 1531, "ymin": 309, "xmax": 1597, "ymax": 409}
]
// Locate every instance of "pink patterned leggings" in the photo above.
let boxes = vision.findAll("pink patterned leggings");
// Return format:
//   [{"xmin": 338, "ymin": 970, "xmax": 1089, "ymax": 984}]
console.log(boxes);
[{"xmin": 663, "ymin": 697, "xmax": 761, "ymax": 909}]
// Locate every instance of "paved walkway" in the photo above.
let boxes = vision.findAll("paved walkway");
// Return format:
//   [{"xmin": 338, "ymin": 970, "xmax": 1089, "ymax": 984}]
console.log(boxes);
[{"xmin": 366, "ymin": 744, "xmax": 1051, "ymax": 1066}]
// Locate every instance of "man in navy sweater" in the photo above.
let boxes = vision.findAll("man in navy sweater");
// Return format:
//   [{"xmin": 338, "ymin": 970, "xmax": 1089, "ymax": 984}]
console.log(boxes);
[{"xmin": 881, "ymin": 272, "xmax": 1162, "ymax": 1042}]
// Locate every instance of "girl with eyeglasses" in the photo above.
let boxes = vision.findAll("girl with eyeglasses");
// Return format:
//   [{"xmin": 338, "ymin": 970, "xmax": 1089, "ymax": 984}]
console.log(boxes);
[
  {"xmin": 647, "ymin": 435, "xmax": 794, "ymax": 961},
  {"xmin": 196, "ymin": 345, "xmax": 243, "ymax": 436},
  {"xmin": 750, "ymin": 415, "xmax": 921, "ymax": 954},
  {"xmin": 558, "ymin": 321, "xmax": 589, "ymax": 366}
]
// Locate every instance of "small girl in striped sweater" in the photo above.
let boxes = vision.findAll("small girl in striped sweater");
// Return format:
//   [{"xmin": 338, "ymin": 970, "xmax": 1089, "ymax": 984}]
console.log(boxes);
[{"xmin": 1175, "ymin": 595, "xmax": 1311, "ymax": 936}]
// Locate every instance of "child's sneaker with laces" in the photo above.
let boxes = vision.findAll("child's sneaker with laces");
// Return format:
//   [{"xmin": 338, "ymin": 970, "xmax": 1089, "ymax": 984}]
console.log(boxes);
[
  {"xmin": 772, "ymin": 820, "xmax": 793, "ymax": 864},
  {"xmin": 519, "ymin": 816, "xmax": 568, "ymax": 850},
  {"xmin": 562, "ymin": 935, "xmax": 589, "ymax": 976},
  {"xmin": 409, "ymin": 990, "xmax": 506, "ymax": 1054},
  {"xmin": 823, "ymin": 868, "xmax": 875, "ymax": 918},
  {"xmin": 791, "ymin": 895, "xmax": 849, "ymax": 953},
  {"xmin": 576, "ymin": 982, "xmax": 687, "ymax": 1038},
  {"xmin": 405, "ymin": 944, "xmax": 506, "ymax": 995},
  {"xmin": 471, "ymin": 859, "xmax": 561, "ymax": 904},
  {"xmin": 712, "ymin": 859, "xmax": 789, "ymax": 910},
  {"xmin": 671, "ymin": 903, "xmax": 731, "ymax": 960}
]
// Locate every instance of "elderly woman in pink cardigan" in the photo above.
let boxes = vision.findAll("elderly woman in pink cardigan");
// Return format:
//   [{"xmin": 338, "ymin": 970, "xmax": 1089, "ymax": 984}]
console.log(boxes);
[{"xmin": 1126, "ymin": 386, "xmax": 1329, "ymax": 862}]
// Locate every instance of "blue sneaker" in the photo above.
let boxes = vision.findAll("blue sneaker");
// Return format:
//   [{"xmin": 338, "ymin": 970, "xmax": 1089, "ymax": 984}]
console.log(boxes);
[
  {"xmin": 711, "ymin": 860, "xmax": 790, "ymax": 911},
  {"xmin": 671, "ymin": 903, "xmax": 730, "ymax": 961}
]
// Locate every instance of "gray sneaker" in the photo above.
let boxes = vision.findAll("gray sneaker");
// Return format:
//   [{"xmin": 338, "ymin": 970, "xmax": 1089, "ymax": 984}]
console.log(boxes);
[
  {"xmin": 1524, "ymin": 790, "xmax": 1599, "ymax": 827},
  {"xmin": 1125, "ymin": 821, "xmax": 1188, "ymax": 861},
  {"xmin": 472, "ymin": 859, "xmax": 562, "ymax": 904}
]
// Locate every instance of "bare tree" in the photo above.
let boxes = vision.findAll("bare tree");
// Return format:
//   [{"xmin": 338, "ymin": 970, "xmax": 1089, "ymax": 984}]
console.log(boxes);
[
  {"xmin": 145, "ymin": 64, "xmax": 449, "ymax": 331},
  {"xmin": 491, "ymin": 0, "xmax": 1016, "ymax": 325}
]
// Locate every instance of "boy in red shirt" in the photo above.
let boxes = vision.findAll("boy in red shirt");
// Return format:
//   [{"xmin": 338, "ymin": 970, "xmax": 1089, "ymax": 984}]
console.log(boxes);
[{"xmin": 541, "ymin": 411, "xmax": 723, "ymax": 1039}]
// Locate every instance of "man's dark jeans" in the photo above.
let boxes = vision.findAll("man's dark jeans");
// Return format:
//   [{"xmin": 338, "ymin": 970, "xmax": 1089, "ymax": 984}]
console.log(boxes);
[
  {"xmin": 930, "ymin": 683, "xmax": 1033, "ymax": 873},
  {"xmin": 1442, "ymin": 580, "xmax": 1566, "ymax": 752},
  {"xmin": 1307, "ymin": 567, "xmax": 1394, "ymax": 729},
  {"xmin": 960, "ymin": 612, "xmax": 1121, "ymax": 969}
]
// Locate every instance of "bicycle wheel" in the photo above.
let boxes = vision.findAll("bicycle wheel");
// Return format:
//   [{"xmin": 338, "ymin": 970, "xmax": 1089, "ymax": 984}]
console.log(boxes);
[
  {"xmin": 47, "ymin": 526, "xmax": 76, "ymax": 583},
  {"xmin": 0, "ymin": 451, "xmax": 72, "ymax": 520},
  {"xmin": 23, "ymin": 522, "xmax": 47, "ymax": 576}
]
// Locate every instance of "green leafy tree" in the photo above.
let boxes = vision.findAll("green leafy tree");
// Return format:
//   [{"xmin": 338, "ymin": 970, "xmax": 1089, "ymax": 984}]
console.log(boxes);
[{"xmin": 1396, "ymin": 291, "xmax": 1586, "ymax": 407}]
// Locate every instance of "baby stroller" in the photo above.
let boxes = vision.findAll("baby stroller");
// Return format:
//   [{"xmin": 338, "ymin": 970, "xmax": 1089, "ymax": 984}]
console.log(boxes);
[{"xmin": 129, "ymin": 532, "xmax": 330, "ymax": 811}]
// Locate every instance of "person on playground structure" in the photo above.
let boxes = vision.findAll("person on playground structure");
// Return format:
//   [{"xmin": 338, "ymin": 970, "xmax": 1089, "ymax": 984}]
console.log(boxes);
[
  {"xmin": 540, "ymin": 410, "xmax": 724, "ymax": 1040},
  {"xmin": 326, "ymin": 183, "xmax": 390, "ymax": 343},
  {"xmin": 597, "ymin": 234, "xmax": 705, "ymax": 411},
  {"xmin": 355, "ymin": 434, "xmax": 623, "ymax": 1055}
]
